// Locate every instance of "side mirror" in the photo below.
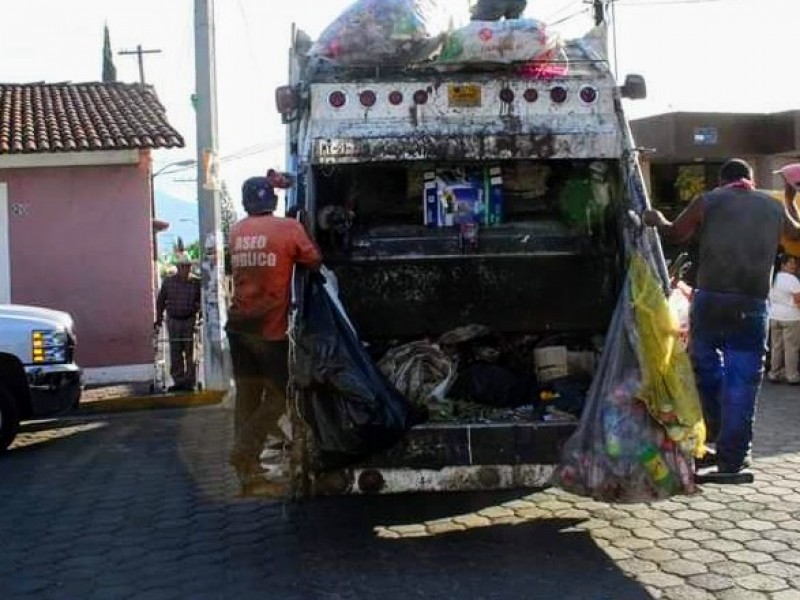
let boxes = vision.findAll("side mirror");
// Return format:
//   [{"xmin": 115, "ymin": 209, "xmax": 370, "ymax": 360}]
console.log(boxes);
[{"xmin": 620, "ymin": 74, "xmax": 647, "ymax": 100}]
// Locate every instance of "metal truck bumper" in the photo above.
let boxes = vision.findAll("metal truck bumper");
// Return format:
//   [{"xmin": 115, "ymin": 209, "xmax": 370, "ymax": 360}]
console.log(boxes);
[{"xmin": 25, "ymin": 364, "xmax": 82, "ymax": 415}]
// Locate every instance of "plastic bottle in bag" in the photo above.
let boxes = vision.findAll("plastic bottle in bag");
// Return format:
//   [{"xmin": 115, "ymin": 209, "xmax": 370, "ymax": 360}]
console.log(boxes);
[
  {"xmin": 638, "ymin": 443, "xmax": 675, "ymax": 491},
  {"xmin": 603, "ymin": 405, "xmax": 625, "ymax": 458}
]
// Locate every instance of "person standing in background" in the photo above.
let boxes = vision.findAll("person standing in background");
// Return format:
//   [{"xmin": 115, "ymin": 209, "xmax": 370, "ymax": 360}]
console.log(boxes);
[
  {"xmin": 768, "ymin": 255, "xmax": 800, "ymax": 385},
  {"xmin": 155, "ymin": 254, "xmax": 201, "ymax": 392}
]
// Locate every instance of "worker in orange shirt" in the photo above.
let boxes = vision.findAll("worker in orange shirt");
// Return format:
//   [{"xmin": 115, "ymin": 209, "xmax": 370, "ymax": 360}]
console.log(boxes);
[{"xmin": 226, "ymin": 175, "xmax": 321, "ymax": 494}]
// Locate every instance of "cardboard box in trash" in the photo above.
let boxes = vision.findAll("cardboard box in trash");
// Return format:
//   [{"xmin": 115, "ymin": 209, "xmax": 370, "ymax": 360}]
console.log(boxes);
[
  {"xmin": 423, "ymin": 167, "xmax": 503, "ymax": 228},
  {"xmin": 535, "ymin": 345, "xmax": 597, "ymax": 382}
]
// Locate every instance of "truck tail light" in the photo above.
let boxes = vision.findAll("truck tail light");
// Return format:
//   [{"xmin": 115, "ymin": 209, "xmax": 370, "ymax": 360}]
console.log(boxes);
[
  {"xmin": 580, "ymin": 86, "xmax": 598, "ymax": 104},
  {"xmin": 359, "ymin": 90, "xmax": 376, "ymax": 107},
  {"xmin": 329, "ymin": 91, "xmax": 347, "ymax": 108},
  {"xmin": 275, "ymin": 85, "xmax": 298, "ymax": 115},
  {"xmin": 523, "ymin": 88, "xmax": 538, "ymax": 103},
  {"xmin": 389, "ymin": 91, "xmax": 404, "ymax": 105},
  {"xmin": 413, "ymin": 90, "xmax": 428, "ymax": 105},
  {"xmin": 550, "ymin": 86, "xmax": 568, "ymax": 103}
]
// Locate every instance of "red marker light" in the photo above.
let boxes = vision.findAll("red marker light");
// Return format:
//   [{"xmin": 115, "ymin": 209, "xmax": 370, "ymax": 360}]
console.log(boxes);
[
  {"xmin": 329, "ymin": 91, "xmax": 346, "ymax": 108},
  {"xmin": 523, "ymin": 88, "xmax": 538, "ymax": 103},
  {"xmin": 499, "ymin": 88, "xmax": 515, "ymax": 103},
  {"xmin": 413, "ymin": 89, "xmax": 428, "ymax": 105},
  {"xmin": 359, "ymin": 90, "xmax": 377, "ymax": 107},
  {"xmin": 580, "ymin": 86, "xmax": 598, "ymax": 104},
  {"xmin": 550, "ymin": 86, "xmax": 568, "ymax": 103},
  {"xmin": 389, "ymin": 91, "xmax": 404, "ymax": 105}
]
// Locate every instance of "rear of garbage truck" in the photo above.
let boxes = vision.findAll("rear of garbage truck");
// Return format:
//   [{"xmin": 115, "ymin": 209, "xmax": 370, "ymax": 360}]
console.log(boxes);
[{"xmin": 276, "ymin": 24, "xmax": 653, "ymax": 497}]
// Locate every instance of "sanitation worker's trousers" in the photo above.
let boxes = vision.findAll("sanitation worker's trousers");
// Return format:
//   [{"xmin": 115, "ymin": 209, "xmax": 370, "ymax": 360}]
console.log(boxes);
[{"xmin": 689, "ymin": 289, "xmax": 768, "ymax": 473}]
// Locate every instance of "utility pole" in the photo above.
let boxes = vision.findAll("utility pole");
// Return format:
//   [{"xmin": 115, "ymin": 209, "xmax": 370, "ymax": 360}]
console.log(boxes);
[
  {"xmin": 194, "ymin": 0, "xmax": 228, "ymax": 391},
  {"xmin": 118, "ymin": 44, "xmax": 162, "ymax": 85}
]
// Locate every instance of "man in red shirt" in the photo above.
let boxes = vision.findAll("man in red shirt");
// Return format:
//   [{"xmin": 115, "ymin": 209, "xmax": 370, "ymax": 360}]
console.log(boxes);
[{"xmin": 227, "ymin": 176, "xmax": 321, "ymax": 493}]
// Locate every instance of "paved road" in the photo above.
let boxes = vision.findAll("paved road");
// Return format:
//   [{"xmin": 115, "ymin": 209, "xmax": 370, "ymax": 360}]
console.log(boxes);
[{"xmin": 2, "ymin": 383, "xmax": 800, "ymax": 600}]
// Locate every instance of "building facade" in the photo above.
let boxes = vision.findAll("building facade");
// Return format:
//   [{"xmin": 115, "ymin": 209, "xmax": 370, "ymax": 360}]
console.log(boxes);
[{"xmin": 0, "ymin": 82, "xmax": 184, "ymax": 384}]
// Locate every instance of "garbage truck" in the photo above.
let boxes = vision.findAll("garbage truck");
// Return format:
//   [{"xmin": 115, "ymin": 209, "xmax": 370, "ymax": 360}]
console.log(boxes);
[{"xmin": 273, "ymin": 12, "xmax": 664, "ymax": 497}]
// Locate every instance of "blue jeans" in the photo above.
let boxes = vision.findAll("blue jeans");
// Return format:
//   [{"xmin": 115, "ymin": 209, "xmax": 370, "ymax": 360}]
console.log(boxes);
[{"xmin": 689, "ymin": 289, "xmax": 768, "ymax": 472}]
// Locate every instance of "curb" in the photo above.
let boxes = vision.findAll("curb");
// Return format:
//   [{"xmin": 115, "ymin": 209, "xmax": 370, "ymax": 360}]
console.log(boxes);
[{"xmin": 77, "ymin": 390, "xmax": 226, "ymax": 415}]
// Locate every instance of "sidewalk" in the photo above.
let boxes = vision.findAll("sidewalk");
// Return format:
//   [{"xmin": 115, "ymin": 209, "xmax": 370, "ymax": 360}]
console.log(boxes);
[{"xmin": 78, "ymin": 382, "xmax": 225, "ymax": 414}]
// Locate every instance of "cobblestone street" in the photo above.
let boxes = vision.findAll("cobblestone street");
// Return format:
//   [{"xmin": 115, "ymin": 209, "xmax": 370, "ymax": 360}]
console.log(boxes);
[{"xmin": 2, "ymin": 382, "xmax": 800, "ymax": 599}]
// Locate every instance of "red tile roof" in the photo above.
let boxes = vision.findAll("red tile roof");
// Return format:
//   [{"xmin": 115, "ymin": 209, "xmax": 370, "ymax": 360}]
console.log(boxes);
[{"xmin": 0, "ymin": 82, "xmax": 184, "ymax": 154}]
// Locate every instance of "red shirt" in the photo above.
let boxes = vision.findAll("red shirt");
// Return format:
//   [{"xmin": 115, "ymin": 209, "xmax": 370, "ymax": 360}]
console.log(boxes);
[{"xmin": 228, "ymin": 215, "xmax": 321, "ymax": 340}]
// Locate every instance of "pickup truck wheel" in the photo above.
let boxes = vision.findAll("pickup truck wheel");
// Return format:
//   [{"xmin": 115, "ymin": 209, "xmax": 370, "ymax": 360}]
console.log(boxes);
[{"xmin": 0, "ymin": 384, "xmax": 20, "ymax": 452}]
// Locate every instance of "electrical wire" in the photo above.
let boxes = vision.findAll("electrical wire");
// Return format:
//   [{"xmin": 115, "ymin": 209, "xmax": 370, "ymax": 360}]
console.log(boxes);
[
  {"xmin": 550, "ymin": 6, "xmax": 591, "ymax": 26},
  {"xmin": 544, "ymin": 0, "xmax": 584, "ymax": 22},
  {"xmin": 615, "ymin": 0, "xmax": 732, "ymax": 5}
]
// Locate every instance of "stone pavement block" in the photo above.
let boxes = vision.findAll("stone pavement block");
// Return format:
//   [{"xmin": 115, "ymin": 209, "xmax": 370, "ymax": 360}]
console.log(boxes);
[
  {"xmin": 701, "ymin": 538, "xmax": 745, "ymax": 553},
  {"xmin": 660, "ymin": 558, "xmax": 708, "ymax": 577},
  {"xmin": 720, "ymin": 529, "xmax": 762, "ymax": 543},
  {"xmin": 658, "ymin": 538, "xmax": 701, "ymax": 551},
  {"xmin": 757, "ymin": 561, "xmax": 800, "ymax": 578},
  {"xmin": 745, "ymin": 539, "xmax": 790, "ymax": 553},
  {"xmin": 717, "ymin": 587, "xmax": 771, "ymax": 599},
  {"xmin": 661, "ymin": 584, "xmax": 716, "ymax": 600},
  {"xmin": 677, "ymin": 528, "xmax": 718, "ymax": 542},
  {"xmin": 638, "ymin": 547, "xmax": 680, "ymax": 563},
  {"xmin": 735, "ymin": 573, "xmax": 789, "ymax": 592},
  {"xmin": 710, "ymin": 562, "xmax": 758, "ymax": 578},
  {"xmin": 728, "ymin": 550, "xmax": 774, "ymax": 565},
  {"xmin": 636, "ymin": 571, "xmax": 684, "ymax": 588},
  {"xmin": 687, "ymin": 573, "xmax": 736, "ymax": 592}
]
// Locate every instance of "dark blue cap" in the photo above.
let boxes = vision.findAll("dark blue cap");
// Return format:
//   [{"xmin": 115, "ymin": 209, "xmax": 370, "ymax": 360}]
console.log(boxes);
[{"xmin": 242, "ymin": 176, "xmax": 277, "ymax": 215}]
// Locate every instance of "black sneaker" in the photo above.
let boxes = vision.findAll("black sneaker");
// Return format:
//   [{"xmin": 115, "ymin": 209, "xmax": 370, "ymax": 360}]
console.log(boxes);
[{"xmin": 695, "ymin": 468, "xmax": 754, "ymax": 485}]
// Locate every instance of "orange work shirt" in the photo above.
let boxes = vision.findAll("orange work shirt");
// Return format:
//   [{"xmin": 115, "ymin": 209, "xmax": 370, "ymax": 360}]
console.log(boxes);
[{"xmin": 228, "ymin": 215, "xmax": 321, "ymax": 340}]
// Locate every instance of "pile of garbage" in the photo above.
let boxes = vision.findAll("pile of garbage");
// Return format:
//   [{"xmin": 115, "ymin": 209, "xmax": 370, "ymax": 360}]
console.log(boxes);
[
  {"xmin": 308, "ymin": 0, "xmax": 439, "ymax": 67},
  {"xmin": 307, "ymin": 0, "xmax": 566, "ymax": 74},
  {"xmin": 435, "ymin": 18, "xmax": 561, "ymax": 70},
  {"xmin": 377, "ymin": 324, "xmax": 599, "ymax": 424}
]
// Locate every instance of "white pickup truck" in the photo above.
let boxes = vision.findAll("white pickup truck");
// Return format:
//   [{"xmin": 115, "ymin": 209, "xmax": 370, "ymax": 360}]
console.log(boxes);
[{"xmin": 0, "ymin": 305, "xmax": 82, "ymax": 450}]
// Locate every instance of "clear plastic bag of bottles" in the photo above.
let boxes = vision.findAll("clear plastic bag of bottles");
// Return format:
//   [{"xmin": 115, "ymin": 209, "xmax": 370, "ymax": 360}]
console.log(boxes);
[
  {"xmin": 553, "ymin": 253, "xmax": 705, "ymax": 503},
  {"xmin": 308, "ymin": 0, "xmax": 439, "ymax": 67}
]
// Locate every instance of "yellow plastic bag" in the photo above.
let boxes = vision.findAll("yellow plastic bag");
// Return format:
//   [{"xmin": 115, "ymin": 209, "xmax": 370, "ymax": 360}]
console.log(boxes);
[{"xmin": 630, "ymin": 253, "xmax": 706, "ymax": 457}]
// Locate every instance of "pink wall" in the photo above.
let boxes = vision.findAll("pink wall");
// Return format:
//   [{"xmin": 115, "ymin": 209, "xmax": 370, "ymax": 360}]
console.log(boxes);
[{"xmin": 2, "ymin": 157, "xmax": 155, "ymax": 368}]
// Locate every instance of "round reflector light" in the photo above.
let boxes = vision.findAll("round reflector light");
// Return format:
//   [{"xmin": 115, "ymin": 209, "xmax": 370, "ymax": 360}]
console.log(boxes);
[
  {"xmin": 413, "ymin": 89, "xmax": 429, "ymax": 105},
  {"xmin": 580, "ymin": 86, "xmax": 598, "ymax": 104},
  {"xmin": 550, "ymin": 86, "xmax": 568, "ymax": 103},
  {"xmin": 389, "ymin": 91, "xmax": 404, "ymax": 105},
  {"xmin": 359, "ymin": 90, "xmax": 376, "ymax": 107},
  {"xmin": 523, "ymin": 88, "xmax": 538, "ymax": 103},
  {"xmin": 499, "ymin": 88, "xmax": 515, "ymax": 103},
  {"xmin": 329, "ymin": 91, "xmax": 346, "ymax": 108}
]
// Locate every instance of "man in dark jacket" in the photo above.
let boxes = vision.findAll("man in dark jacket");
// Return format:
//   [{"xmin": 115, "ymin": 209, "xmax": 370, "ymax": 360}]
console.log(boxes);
[
  {"xmin": 644, "ymin": 159, "xmax": 800, "ymax": 482},
  {"xmin": 155, "ymin": 255, "xmax": 201, "ymax": 392}
]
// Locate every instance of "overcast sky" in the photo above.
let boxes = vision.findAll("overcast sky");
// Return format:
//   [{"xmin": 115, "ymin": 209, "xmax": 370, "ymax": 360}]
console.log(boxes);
[{"xmin": 2, "ymin": 0, "xmax": 797, "ymax": 209}]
